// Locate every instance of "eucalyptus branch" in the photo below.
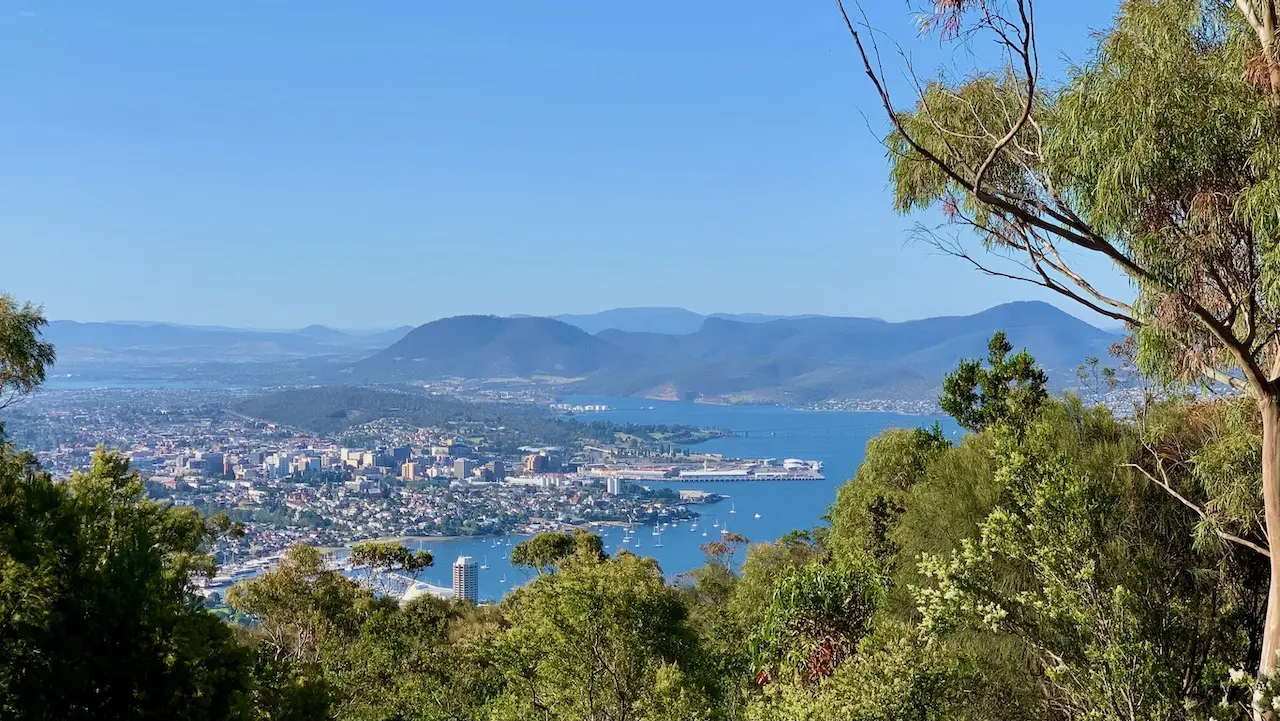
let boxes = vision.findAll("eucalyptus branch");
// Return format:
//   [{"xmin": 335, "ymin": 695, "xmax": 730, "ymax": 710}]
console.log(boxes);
[{"xmin": 1122, "ymin": 461, "xmax": 1269, "ymax": 558}]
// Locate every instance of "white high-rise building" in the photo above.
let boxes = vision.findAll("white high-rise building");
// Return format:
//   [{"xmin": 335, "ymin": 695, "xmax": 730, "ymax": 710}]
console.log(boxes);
[
  {"xmin": 452, "ymin": 556, "xmax": 478, "ymax": 602},
  {"xmin": 606, "ymin": 476, "xmax": 622, "ymax": 495}
]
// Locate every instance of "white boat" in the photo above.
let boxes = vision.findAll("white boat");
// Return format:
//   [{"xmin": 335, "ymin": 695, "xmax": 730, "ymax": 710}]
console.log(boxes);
[
  {"xmin": 712, "ymin": 518, "xmax": 720, "ymax": 528},
  {"xmin": 754, "ymin": 513, "xmax": 761, "ymax": 519},
  {"xmin": 500, "ymin": 574, "xmax": 507, "ymax": 583},
  {"xmin": 702, "ymin": 531, "xmax": 708, "ymax": 537},
  {"xmin": 480, "ymin": 555, "xmax": 489, "ymax": 570},
  {"xmin": 729, "ymin": 503, "xmax": 737, "ymax": 515}
]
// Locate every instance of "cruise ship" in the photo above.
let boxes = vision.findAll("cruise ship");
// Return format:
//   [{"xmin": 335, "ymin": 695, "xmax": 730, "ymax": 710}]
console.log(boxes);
[{"xmin": 675, "ymin": 459, "xmax": 823, "ymax": 482}]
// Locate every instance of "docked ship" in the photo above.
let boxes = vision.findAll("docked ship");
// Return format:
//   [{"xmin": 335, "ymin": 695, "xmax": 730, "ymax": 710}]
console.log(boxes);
[{"xmin": 675, "ymin": 458, "xmax": 823, "ymax": 482}]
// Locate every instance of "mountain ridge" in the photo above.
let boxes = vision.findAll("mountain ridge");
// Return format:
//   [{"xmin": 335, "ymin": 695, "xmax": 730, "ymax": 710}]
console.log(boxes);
[{"xmin": 352, "ymin": 301, "xmax": 1118, "ymax": 404}]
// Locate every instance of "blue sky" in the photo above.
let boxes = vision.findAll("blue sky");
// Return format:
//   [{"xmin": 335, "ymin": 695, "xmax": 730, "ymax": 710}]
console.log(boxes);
[{"xmin": 0, "ymin": 1, "xmax": 1131, "ymax": 329}]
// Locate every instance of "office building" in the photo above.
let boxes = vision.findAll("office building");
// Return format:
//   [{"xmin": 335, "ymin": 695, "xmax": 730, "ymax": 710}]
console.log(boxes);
[
  {"xmin": 392, "ymin": 444, "xmax": 413, "ymax": 464},
  {"xmin": 202, "ymin": 452, "xmax": 224, "ymax": 478},
  {"xmin": 606, "ymin": 476, "xmax": 622, "ymax": 496},
  {"xmin": 454, "ymin": 458, "xmax": 475, "ymax": 479},
  {"xmin": 453, "ymin": 556, "xmax": 478, "ymax": 602},
  {"xmin": 524, "ymin": 452, "xmax": 549, "ymax": 474}
]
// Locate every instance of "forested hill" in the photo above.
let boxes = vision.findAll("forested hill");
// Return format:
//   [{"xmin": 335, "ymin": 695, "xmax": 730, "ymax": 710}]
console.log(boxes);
[{"xmin": 233, "ymin": 387, "xmax": 713, "ymax": 447}]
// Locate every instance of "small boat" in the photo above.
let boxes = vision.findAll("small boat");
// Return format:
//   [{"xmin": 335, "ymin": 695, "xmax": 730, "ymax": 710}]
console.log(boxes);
[
  {"xmin": 500, "ymin": 574, "xmax": 507, "ymax": 583},
  {"xmin": 712, "ymin": 518, "xmax": 720, "ymax": 528},
  {"xmin": 480, "ymin": 555, "xmax": 489, "ymax": 570},
  {"xmin": 702, "ymin": 531, "xmax": 708, "ymax": 537},
  {"xmin": 623, "ymin": 536, "xmax": 632, "ymax": 543},
  {"xmin": 729, "ymin": 503, "xmax": 737, "ymax": 515},
  {"xmin": 754, "ymin": 512, "xmax": 762, "ymax": 519}
]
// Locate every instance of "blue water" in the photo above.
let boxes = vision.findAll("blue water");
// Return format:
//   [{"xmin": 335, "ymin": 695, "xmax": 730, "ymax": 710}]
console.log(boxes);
[{"xmin": 401, "ymin": 396, "xmax": 953, "ymax": 602}]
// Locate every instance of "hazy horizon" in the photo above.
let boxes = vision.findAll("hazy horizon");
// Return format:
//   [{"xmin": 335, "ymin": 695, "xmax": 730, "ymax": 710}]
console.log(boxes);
[{"xmin": 45, "ymin": 299, "xmax": 1124, "ymax": 333}]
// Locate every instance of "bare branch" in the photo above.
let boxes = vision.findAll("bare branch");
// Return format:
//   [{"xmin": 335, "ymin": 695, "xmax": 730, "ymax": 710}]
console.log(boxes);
[{"xmin": 973, "ymin": 0, "xmax": 1037, "ymax": 192}]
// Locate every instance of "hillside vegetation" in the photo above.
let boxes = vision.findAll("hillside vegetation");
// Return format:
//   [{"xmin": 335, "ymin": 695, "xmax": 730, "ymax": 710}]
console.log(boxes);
[{"xmin": 234, "ymin": 386, "xmax": 718, "ymax": 448}]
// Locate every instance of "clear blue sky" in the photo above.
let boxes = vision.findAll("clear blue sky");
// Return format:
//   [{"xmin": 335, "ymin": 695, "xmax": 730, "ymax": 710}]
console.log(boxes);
[{"xmin": 0, "ymin": 0, "xmax": 1131, "ymax": 329}]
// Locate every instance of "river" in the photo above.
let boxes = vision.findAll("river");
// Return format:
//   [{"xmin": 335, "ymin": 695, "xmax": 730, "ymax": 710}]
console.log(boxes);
[{"xmin": 399, "ymin": 395, "xmax": 956, "ymax": 602}]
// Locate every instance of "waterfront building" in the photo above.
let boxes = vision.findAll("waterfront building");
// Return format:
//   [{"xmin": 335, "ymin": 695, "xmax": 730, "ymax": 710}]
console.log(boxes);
[{"xmin": 453, "ymin": 556, "xmax": 478, "ymax": 602}]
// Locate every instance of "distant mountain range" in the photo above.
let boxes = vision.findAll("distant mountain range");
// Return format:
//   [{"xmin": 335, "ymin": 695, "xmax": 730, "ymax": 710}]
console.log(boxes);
[
  {"xmin": 517, "ymin": 307, "xmax": 829, "ymax": 335},
  {"xmin": 43, "ymin": 303, "xmax": 1119, "ymax": 405},
  {"xmin": 353, "ymin": 302, "xmax": 1120, "ymax": 404}
]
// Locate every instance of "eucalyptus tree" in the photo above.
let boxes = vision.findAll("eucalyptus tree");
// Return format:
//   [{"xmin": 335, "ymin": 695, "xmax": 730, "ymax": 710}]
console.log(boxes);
[{"xmin": 842, "ymin": 0, "xmax": 1280, "ymax": 682}]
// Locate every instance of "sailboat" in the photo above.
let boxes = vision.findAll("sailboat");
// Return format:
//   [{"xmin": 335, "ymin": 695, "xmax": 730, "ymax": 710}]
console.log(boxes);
[
  {"xmin": 654, "ymin": 533, "xmax": 663, "ymax": 548},
  {"xmin": 702, "ymin": 531, "xmax": 708, "ymax": 537},
  {"xmin": 754, "ymin": 512, "xmax": 762, "ymax": 519},
  {"xmin": 500, "ymin": 573, "xmax": 507, "ymax": 583},
  {"xmin": 652, "ymin": 524, "xmax": 660, "ymax": 536},
  {"xmin": 712, "ymin": 518, "xmax": 720, "ymax": 528},
  {"xmin": 729, "ymin": 503, "xmax": 737, "ymax": 515},
  {"xmin": 480, "ymin": 555, "xmax": 489, "ymax": 570}
]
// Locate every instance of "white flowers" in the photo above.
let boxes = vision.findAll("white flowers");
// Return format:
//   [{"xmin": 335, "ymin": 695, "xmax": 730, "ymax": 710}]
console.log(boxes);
[{"xmin": 1229, "ymin": 668, "xmax": 1248, "ymax": 684}]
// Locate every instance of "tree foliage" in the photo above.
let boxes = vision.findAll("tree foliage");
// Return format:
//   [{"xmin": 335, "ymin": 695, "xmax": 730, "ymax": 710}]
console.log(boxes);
[
  {"xmin": 847, "ymin": 0, "xmax": 1280, "ymax": 684},
  {"xmin": 0, "ymin": 293, "xmax": 55, "ymax": 414},
  {"xmin": 940, "ymin": 331, "xmax": 1048, "ymax": 432},
  {"xmin": 0, "ymin": 447, "xmax": 248, "ymax": 720},
  {"xmin": 509, "ymin": 528, "xmax": 605, "ymax": 575},
  {"xmin": 491, "ymin": 551, "xmax": 717, "ymax": 721}
]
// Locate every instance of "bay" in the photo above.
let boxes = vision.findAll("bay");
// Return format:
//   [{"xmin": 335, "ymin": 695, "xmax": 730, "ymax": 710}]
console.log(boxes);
[{"xmin": 402, "ymin": 395, "xmax": 956, "ymax": 602}]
